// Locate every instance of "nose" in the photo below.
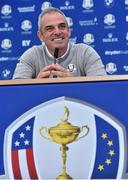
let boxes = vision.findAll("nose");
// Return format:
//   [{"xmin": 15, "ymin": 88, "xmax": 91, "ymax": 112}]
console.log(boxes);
[{"xmin": 54, "ymin": 26, "xmax": 61, "ymax": 34}]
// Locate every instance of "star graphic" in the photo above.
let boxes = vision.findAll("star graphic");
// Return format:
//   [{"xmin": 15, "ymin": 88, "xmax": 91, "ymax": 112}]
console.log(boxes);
[
  {"xmin": 14, "ymin": 140, "xmax": 20, "ymax": 146},
  {"xmin": 107, "ymin": 140, "xmax": 113, "ymax": 146},
  {"xmin": 98, "ymin": 164, "xmax": 104, "ymax": 171},
  {"xmin": 109, "ymin": 150, "xmax": 115, "ymax": 156},
  {"xmin": 19, "ymin": 132, "xmax": 25, "ymax": 138},
  {"xmin": 105, "ymin": 158, "xmax": 111, "ymax": 165},
  {"xmin": 24, "ymin": 139, "xmax": 29, "ymax": 145},
  {"xmin": 101, "ymin": 133, "xmax": 107, "ymax": 139},
  {"xmin": 25, "ymin": 125, "xmax": 31, "ymax": 131}
]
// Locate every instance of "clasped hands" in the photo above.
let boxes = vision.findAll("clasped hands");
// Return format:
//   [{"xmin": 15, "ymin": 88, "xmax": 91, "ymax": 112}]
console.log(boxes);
[{"xmin": 36, "ymin": 63, "xmax": 71, "ymax": 78}]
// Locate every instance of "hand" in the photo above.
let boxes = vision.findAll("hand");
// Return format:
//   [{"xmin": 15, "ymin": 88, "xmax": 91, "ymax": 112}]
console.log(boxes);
[
  {"xmin": 36, "ymin": 64, "xmax": 71, "ymax": 79},
  {"xmin": 36, "ymin": 64, "xmax": 52, "ymax": 78},
  {"xmin": 50, "ymin": 63, "xmax": 71, "ymax": 77}
]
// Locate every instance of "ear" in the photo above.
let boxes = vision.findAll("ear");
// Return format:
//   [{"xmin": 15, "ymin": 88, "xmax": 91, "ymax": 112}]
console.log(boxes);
[{"xmin": 37, "ymin": 31, "xmax": 44, "ymax": 42}]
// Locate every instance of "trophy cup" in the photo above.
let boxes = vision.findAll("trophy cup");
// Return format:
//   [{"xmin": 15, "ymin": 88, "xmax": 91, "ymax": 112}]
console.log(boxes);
[{"xmin": 40, "ymin": 106, "xmax": 89, "ymax": 179}]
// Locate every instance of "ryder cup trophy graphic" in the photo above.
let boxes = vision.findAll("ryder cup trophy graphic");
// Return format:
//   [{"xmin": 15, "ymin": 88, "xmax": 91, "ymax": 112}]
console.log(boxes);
[{"xmin": 40, "ymin": 106, "xmax": 89, "ymax": 179}]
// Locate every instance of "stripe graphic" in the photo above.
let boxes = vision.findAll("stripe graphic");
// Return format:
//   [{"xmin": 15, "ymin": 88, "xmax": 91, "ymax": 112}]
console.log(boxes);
[{"xmin": 11, "ymin": 117, "xmax": 38, "ymax": 179}]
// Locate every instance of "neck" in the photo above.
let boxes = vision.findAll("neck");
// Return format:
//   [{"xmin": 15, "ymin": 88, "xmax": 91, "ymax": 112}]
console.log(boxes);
[
  {"xmin": 46, "ymin": 44, "xmax": 69, "ymax": 58},
  {"xmin": 56, "ymin": 48, "xmax": 66, "ymax": 57}
]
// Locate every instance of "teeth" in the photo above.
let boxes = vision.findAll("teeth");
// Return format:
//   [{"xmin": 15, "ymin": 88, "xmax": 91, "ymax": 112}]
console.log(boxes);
[{"xmin": 54, "ymin": 38, "xmax": 62, "ymax": 41}]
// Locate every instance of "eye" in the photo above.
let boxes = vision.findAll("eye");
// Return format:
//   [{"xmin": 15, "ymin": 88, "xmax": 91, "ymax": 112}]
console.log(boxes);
[
  {"xmin": 45, "ymin": 26, "xmax": 54, "ymax": 32},
  {"xmin": 58, "ymin": 23, "xmax": 67, "ymax": 30}
]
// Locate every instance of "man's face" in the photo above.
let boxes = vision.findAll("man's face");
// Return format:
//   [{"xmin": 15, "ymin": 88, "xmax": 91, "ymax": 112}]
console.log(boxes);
[{"xmin": 38, "ymin": 12, "xmax": 71, "ymax": 54}]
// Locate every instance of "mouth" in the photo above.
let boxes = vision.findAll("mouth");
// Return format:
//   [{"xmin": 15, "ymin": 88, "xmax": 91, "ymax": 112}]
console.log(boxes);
[{"xmin": 52, "ymin": 37, "xmax": 64, "ymax": 42}]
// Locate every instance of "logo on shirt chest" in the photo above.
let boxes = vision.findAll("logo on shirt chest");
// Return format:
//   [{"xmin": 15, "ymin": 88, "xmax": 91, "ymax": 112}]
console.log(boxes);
[{"xmin": 67, "ymin": 63, "xmax": 77, "ymax": 73}]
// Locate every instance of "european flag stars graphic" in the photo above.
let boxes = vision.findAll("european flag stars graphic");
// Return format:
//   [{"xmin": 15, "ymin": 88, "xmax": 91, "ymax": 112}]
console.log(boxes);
[{"xmin": 91, "ymin": 115, "xmax": 119, "ymax": 179}]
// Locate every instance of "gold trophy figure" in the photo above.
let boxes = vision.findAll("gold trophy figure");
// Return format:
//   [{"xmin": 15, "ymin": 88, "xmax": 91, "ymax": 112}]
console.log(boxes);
[{"xmin": 40, "ymin": 106, "xmax": 89, "ymax": 180}]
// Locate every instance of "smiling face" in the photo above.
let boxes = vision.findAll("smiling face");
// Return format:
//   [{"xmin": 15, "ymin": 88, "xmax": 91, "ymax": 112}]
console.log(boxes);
[{"xmin": 37, "ymin": 11, "xmax": 71, "ymax": 56}]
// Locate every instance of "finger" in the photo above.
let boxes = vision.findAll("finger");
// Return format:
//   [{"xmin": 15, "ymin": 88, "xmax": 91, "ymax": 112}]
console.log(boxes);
[
  {"xmin": 52, "ymin": 64, "xmax": 67, "ymax": 72},
  {"xmin": 36, "ymin": 71, "xmax": 51, "ymax": 78},
  {"xmin": 40, "ymin": 65, "xmax": 53, "ymax": 72},
  {"xmin": 51, "ymin": 70, "xmax": 71, "ymax": 77}
]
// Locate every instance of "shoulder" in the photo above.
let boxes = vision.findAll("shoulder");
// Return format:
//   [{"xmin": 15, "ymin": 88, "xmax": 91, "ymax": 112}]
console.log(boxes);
[
  {"xmin": 70, "ymin": 43, "xmax": 94, "ymax": 52},
  {"xmin": 70, "ymin": 43, "xmax": 99, "ymax": 56},
  {"xmin": 21, "ymin": 45, "xmax": 44, "ymax": 56},
  {"xmin": 19, "ymin": 45, "xmax": 45, "ymax": 63}
]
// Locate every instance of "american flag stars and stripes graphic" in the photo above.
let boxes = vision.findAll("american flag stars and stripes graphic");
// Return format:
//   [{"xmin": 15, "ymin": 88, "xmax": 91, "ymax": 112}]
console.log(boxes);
[{"xmin": 11, "ymin": 117, "xmax": 38, "ymax": 179}]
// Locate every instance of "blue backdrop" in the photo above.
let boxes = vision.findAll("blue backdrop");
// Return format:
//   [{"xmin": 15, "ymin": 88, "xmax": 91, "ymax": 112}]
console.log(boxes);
[{"xmin": 1, "ymin": 0, "xmax": 128, "ymax": 79}]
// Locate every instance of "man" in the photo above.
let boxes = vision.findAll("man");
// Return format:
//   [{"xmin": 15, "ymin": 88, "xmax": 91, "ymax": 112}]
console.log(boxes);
[{"xmin": 13, "ymin": 7, "xmax": 107, "ymax": 79}]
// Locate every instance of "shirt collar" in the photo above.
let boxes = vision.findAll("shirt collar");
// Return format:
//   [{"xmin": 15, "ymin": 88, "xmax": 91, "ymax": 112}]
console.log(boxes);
[{"xmin": 44, "ymin": 43, "xmax": 70, "ymax": 60}]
